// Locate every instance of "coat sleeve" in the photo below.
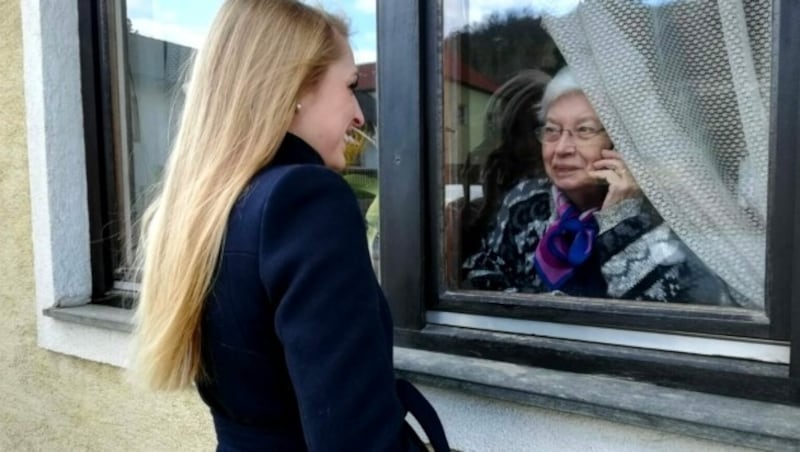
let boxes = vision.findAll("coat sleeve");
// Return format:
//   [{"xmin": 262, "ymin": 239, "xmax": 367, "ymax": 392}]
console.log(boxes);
[
  {"xmin": 594, "ymin": 198, "xmax": 744, "ymax": 306},
  {"xmin": 258, "ymin": 165, "xmax": 408, "ymax": 452}
]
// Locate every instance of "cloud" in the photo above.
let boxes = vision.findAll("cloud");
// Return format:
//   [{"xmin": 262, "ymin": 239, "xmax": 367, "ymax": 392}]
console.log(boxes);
[
  {"xmin": 354, "ymin": 49, "xmax": 377, "ymax": 64},
  {"xmin": 128, "ymin": 0, "xmax": 590, "ymax": 56},
  {"xmin": 127, "ymin": 0, "xmax": 148, "ymax": 10},
  {"xmin": 355, "ymin": 0, "xmax": 375, "ymax": 14},
  {"xmin": 127, "ymin": 0, "xmax": 153, "ymax": 18}
]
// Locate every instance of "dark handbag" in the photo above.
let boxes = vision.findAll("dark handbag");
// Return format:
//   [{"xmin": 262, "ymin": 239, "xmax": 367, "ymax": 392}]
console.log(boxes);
[{"xmin": 396, "ymin": 379, "xmax": 450, "ymax": 452}]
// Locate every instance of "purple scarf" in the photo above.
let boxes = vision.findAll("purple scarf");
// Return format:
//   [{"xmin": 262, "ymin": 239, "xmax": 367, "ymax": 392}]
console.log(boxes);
[{"xmin": 533, "ymin": 189, "xmax": 599, "ymax": 290}]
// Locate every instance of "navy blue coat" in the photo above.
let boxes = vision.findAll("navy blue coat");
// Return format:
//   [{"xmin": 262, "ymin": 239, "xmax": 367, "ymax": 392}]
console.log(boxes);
[{"xmin": 197, "ymin": 134, "xmax": 443, "ymax": 451}]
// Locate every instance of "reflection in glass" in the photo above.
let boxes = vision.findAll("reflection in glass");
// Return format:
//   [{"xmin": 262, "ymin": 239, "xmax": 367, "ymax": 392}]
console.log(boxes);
[
  {"xmin": 112, "ymin": 0, "xmax": 224, "ymax": 277},
  {"xmin": 115, "ymin": 0, "xmax": 379, "ymax": 277},
  {"xmin": 442, "ymin": 1, "xmax": 770, "ymax": 310}
]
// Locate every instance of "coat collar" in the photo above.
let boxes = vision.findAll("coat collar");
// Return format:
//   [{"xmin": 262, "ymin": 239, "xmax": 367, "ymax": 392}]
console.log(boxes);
[{"xmin": 269, "ymin": 133, "xmax": 325, "ymax": 167}]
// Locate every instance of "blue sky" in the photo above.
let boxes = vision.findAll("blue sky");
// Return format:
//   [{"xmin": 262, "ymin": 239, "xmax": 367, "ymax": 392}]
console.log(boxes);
[
  {"xmin": 124, "ymin": 0, "xmax": 542, "ymax": 63},
  {"xmin": 314, "ymin": 0, "xmax": 377, "ymax": 63},
  {"xmin": 126, "ymin": 0, "xmax": 377, "ymax": 63},
  {"xmin": 126, "ymin": 0, "xmax": 677, "ymax": 62}
]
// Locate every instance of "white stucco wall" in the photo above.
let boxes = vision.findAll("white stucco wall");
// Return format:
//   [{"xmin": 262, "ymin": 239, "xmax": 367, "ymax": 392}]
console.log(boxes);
[{"xmin": 414, "ymin": 384, "xmax": 757, "ymax": 452}]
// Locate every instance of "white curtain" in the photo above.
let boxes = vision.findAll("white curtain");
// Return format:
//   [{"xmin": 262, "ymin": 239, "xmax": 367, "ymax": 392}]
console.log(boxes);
[{"xmin": 542, "ymin": 0, "xmax": 770, "ymax": 309}]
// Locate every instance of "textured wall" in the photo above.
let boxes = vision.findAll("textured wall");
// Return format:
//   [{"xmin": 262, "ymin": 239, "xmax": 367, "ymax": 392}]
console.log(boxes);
[
  {"xmin": 0, "ymin": 2, "xmax": 34, "ymax": 305},
  {"xmin": 0, "ymin": 1, "xmax": 214, "ymax": 450},
  {"xmin": 416, "ymin": 385, "xmax": 758, "ymax": 452}
]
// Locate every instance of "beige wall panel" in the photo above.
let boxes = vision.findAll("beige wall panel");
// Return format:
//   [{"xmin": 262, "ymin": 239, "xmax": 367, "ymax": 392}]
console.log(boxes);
[{"xmin": 0, "ymin": 1, "xmax": 214, "ymax": 450}]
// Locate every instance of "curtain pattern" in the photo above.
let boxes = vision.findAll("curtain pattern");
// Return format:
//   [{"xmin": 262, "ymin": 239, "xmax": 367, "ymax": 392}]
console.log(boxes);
[{"xmin": 543, "ymin": 0, "xmax": 771, "ymax": 308}]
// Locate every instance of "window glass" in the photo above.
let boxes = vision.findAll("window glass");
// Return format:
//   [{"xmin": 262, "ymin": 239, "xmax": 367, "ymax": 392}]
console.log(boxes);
[
  {"xmin": 114, "ymin": 0, "xmax": 379, "ymax": 280},
  {"xmin": 442, "ymin": 0, "xmax": 770, "ymax": 311}
]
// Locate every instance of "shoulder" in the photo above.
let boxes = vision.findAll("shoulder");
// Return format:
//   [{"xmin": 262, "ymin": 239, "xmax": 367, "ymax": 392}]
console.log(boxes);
[
  {"xmin": 250, "ymin": 163, "xmax": 349, "ymax": 198},
  {"xmin": 481, "ymin": 178, "xmax": 552, "ymax": 247},
  {"xmin": 495, "ymin": 178, "xmax": 552, "ymax": 220},
  {"xmin": 239, "ymin": 164, "xmax": 355, "ymax": 216},
  {"xmin": 502, "ymin": 178, "xmax": 551, "ymax": 205},
  {"xmin": 224, "ymin": 165, "xmax": 356, "ymax": 251}
]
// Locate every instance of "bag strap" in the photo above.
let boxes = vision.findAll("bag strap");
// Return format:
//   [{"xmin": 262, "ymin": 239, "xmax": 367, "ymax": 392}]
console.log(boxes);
[{"xmin": 396, "ymin": 379, "xmax": 450, "ymax": 452}]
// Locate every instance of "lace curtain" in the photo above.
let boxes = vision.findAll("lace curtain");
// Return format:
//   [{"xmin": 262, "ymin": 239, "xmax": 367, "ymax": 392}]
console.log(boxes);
[{"xmin": 542, "ymin": 0, "xmax": 770, "ymax": 309}]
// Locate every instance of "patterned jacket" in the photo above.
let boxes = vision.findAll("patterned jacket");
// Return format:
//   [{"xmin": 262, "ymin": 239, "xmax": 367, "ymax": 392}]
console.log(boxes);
[{"xmin": 463, "ymin": 178, "xmax": 744, "ymax": 306}]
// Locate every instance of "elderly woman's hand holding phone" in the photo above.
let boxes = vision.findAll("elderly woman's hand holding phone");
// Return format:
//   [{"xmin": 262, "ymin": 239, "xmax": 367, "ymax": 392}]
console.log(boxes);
[{"xmin": 588, "ymin": 148, "xmax": 643, "ymax": 210}]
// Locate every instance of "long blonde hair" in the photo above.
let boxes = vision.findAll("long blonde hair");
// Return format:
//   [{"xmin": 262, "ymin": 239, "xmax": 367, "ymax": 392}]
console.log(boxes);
[{"xmin": 130, "ymin": 0, "xmax": 348, "ymax": 390}]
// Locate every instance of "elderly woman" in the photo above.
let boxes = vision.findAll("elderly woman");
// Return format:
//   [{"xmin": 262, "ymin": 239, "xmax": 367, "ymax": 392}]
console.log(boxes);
[{"xmin": 464, "ymin": 67, "xmax": 742, "ymax": 305}]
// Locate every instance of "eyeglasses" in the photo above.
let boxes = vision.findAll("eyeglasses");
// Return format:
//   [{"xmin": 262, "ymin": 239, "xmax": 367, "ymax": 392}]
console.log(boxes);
[{"xmin": 535, "ymin": 125, "xmax": 606, "ymax": 143}]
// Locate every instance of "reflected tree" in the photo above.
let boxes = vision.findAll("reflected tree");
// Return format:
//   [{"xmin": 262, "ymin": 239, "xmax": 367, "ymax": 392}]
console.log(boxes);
[{"xmin": 446, "ymin": 9, "xmax": 564, "ymax": 84}]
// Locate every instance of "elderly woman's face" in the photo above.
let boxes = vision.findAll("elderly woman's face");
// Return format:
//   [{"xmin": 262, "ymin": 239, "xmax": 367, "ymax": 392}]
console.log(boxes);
[{"xmin": 541, "ymin": 91, "xmax": 612, "ymax": 195}]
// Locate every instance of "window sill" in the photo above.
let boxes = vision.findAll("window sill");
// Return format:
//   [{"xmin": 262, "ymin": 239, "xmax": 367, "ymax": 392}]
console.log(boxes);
[
  {"xmin": 42, "ymin": 306, "xmax": 800, "ymax": 449},
  {"xmin": 38, "ymin": 304, "xmax": 133, "ymax": 367},
  {"xmin": 394, "ymin": 347, "xmax": 800, "ymax": 451},
  {"xmin": 44, "ymin": 304, "xmax": 134, "ymax": 333}
]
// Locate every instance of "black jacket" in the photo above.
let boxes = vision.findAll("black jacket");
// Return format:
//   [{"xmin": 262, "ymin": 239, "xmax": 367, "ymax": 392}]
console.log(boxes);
[{"xmin": 197, "ymin": 133, "xmax": 446, "ymax": 451}]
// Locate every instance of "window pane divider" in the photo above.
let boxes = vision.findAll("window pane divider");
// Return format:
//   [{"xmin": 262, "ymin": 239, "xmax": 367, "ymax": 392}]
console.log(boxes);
[
  {"xmin": 437, "ymin": 290, "xmax": 772, "ymax": 338},
  {"xmin": 427, "ymin": 310, "xmax": 788, "ymax": 364}
]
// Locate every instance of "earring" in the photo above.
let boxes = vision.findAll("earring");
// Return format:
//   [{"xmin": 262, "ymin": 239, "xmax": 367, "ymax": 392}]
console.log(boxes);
[{"xmin": 295, "ymin": 103, "xmax": 302, "ymax": 112}]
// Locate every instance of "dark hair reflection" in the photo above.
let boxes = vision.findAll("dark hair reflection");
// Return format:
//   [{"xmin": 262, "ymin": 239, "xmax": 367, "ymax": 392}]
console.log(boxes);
[{"xmin": 462, "ymin": 69, "xmax": 551, "ymax": 257}]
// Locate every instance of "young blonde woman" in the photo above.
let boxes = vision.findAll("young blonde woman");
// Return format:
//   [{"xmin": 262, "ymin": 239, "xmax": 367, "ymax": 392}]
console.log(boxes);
[{"xmin": 131, "ymin": 1, "xmax": 448, "ymax": 450}]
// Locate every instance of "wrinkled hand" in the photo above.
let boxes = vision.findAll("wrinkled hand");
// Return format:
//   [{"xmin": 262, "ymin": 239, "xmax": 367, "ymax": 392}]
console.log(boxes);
[{"xmin": 587, "ymin": 149, "xmax": 642, "ymax": 210}]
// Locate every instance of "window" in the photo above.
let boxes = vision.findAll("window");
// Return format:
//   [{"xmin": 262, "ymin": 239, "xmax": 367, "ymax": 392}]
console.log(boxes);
[
  {"xmin": 76, "ymin": 0, "xmax": 799, "ymax": 405},
  {"xmin": 443, "ymin": 1, "xmax": 772, "ymax": 321},
  {"xmin": 81, "ymin": 0, "xmax": 380, "ymax": 305},
  {"xmin": 446, "ymin": 2, "xmax": 769, "ymax": 313},
  {"xmin": 379, "ymin": 0, "xmax": 800, "ymax": 404}
]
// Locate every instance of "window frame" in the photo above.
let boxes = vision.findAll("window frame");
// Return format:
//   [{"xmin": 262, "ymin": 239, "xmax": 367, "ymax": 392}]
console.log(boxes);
[
  {"xmin": 771, "ymin": 0, "xmax": 800, "ymax": 377},
  {"xmin": 79, "ymin": 0, "xmax": 122, "ymax": 301},
  {"xmin": 79, "ymin": 0, "xmax": 157, "ymax": 309},
  {"xmin": 378, "ymin": 0, "xmax": 800, "ymax": 404}
]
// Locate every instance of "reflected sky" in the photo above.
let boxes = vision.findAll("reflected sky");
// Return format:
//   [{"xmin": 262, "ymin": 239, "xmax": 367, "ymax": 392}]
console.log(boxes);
[
  {"xmin": 126, "ymin": 0, "xmax": 376, "ymax": 63},
  {"xmin": 126, "ymin": 1, "xmax": 677, "ymax": 62},
  {"xmin": 313, "ymin": 0, "xmax": 377, "ymax": 64},
  {"xmin": 443, "ymin": 0, "xmax": 576, "ymax": 35},
  {"xmin": 126, "ymin": 0, "xmax": 223, "ymax": 49},
  {"xmin": 443, "ymin": 0, "xmax": 679, "ymax": 35}
]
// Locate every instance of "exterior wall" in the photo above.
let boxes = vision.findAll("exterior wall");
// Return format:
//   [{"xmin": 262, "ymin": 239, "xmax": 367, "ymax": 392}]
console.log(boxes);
[
  {"xmin": 0, "ymin": 1, "xmax": 765, "ymax": 451},
  {"xmin": 0, "ymin": 1, "xmax": 213, "ymax": 450},
  {"xmin": 416, "ymin": 385, "xmax": 757, "ymax": 452}
]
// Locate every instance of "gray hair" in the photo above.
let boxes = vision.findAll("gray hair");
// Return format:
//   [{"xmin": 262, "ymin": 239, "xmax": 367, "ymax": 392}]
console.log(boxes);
[{"xmin": 538, "ymin": 66, "xmax": 583, "ymax": 121}]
